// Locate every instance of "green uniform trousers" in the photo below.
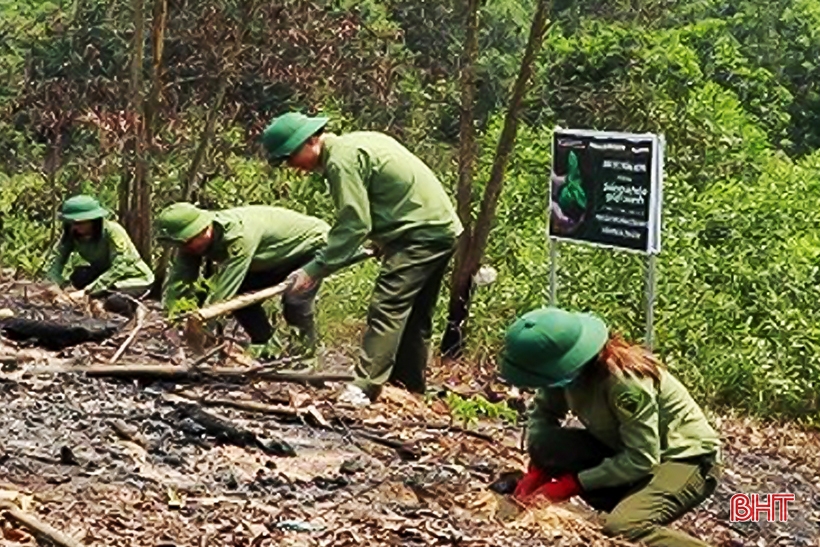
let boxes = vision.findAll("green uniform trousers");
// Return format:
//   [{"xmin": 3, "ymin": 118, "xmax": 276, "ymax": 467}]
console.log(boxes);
[
  {"xmin": 530, "ymin": 426, "xmax": 719, "ymax": 547},
  {"xmin": 353, "ymin": 236, "xmax": 456, "ymax": 398}
]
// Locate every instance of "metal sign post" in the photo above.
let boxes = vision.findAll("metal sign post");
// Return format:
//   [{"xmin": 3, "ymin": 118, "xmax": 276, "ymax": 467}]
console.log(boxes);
[
  {"xmin": 548, "ymin": 129, "xmax": 664, "ymax": 349},
  {"xmin": 549, "ymin": 237, "xmax": 558, "ymax": 306}
]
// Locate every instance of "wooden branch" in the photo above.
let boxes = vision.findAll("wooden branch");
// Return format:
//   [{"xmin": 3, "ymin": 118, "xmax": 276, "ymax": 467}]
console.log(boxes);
[
  {"xmin": 259, "ymin": 371, "xmax": 353, "ymax": 384},
  {"xmin": 350, "ymin": 429, "xmax": 420, "ymax": 460},
  {"xmin": 84, "ymin": 364, "xmax": 194, "ymax": 380},
  {"xmin": 197, "ymin": 283, "xmax": 288, "ymax": 323},
  {"xmin": 0, "ymin": 501, "xmax": 85, "ymax": 547},
  {"xmin": 401, "ymin": 420, "xmax": 495, "ymax": 443},
  {"xmin": 194, "ymin": 248, "xmax": 376, "ymax": 324},
  {"xmin": 175, "ymin": 403, "xmax": 295, "ymax": 457},
  {"xmin": 109, "ymin": 303, "xmax": 146, "ymax": 364},
  {"xmin": 188, "ymin": 394, "xmax": 299, "ymax": 418},
  {"xmin": 109, "ymin": 419, "xmax": 152, "ymax": 451},
  {"xmin": 466, "ymin": 0, "xmax": 550, "ymax": 275},
  {"xmin": 190, "ymin": 342, "xmax": 226, "ymax": 369},
  {"xmin": 182, "ymin": 248, "xmax": 375, "ymax": 351},
  {"xmin": 73, "ymin": 363, "xmax": 352, "ymax": 385},
  {"xmin": 181, "ymin": 393, "xmax": 418, "ymax": 459}
]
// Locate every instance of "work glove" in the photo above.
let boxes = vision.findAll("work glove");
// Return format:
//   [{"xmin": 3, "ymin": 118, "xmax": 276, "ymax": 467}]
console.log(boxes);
[
  {"xmin": 513, "ymin": 463, "xmax": 552, "ymax": 500},
  {"xmin": 526, "ymin": 473, "xmax": 582, "ymax": 505}
]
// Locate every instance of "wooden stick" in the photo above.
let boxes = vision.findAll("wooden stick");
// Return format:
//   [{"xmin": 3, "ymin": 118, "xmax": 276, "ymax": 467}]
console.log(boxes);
[
  {"xmin": 74, "ymin": 364, "xmax": 352, "ymax": 385},
  {"xmin": 190, "ymin": 342, "xmax": 226, "ymax": 369},
  {"xmin": 259, "ymin": 371, "xmax": 353, "ymax": 384},
  {"xmin": 189, "ymin": 392, "xmax": 420, "ymax": 459},
  {"xmin": 109, "ymin": 419, "xmax": 152, "ymax": 450},
  {"xmin": 197, "ymin": 283, "xmax": 289, "ymax": 323},
  {"xmin": 84, "ymin": 364, "xmax": 194, "ymax": 380},
  {"xmin": 109, "ymin": 303, "xmax": 146, "ymax": 364},
  {"xmin": 350, "ymin": 429, "xmax": 420, "ymax": 460},
  {"xmin": 0, "ymin": 501, "xmax": 85, "ymax": 547},
  {"xmin": 399, "ymin": 420, "xmax": 496, "ymax": 443},
  {"xmin": 188, "ymin": 394, "xmax": 299, "ymax": 418},
  {"xmin": 187, "ymin": 248, "xmax": 376, "ymax": 329}
]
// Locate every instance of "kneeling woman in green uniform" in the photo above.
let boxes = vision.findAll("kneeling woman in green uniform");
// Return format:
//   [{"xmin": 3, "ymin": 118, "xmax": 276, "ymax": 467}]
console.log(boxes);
[
  {"xmin": 46, "ymin": 195, "xmax": 155, "ymax": 311},
  {"xmin": 501, "ymin": 307, "xmax": 721, "ymax": 547}
]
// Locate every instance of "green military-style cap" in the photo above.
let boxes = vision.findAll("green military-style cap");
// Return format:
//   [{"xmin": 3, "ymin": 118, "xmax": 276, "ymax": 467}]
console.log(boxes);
[
  {"xmin": 260, "ymin": 112, "xmax": 328, "ymax": 162},
  {"xmin": 155, "ymin": 202, "xmax": 214, "ymax": 244},
  {"xmin": 500, "ymin": 306, "xmax": 608, "ymax": 388},
  {"xmin": 59, "ymin": 195, "xmax": 110, "ymax": 222}
]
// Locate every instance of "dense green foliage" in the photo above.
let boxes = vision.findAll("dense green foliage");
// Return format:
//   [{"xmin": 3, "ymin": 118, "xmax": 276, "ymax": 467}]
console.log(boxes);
[{"xmin": 1, "ymin": 0, "xmax": 819, "ymax": 421}]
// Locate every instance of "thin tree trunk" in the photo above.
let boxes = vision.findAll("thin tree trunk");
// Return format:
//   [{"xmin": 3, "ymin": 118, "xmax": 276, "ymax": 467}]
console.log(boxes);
[
  {"xmin": 154, "ymin": 1, "xmax": 255, "ymax": 293},
  {"xmin": 442, "ymin": 0, "xmax": 551, "ymax": 357},
  {"xmin": 134, "ymin": 0, "xmax": 167, "ymax": 267},
  {"xmin": 183, "ymin": 74, "xmax": 229, "ymax": 200},
  {"xmin": 145, "ymin": 0, "xmax": 167, "ymax": 146},
  {"xmin": 121, "ymin": 0, "xmax": 147, "ymax": 257},
  {"xmin": 441, "ymin": 0, "xmax": 481, "ymax": 359}
]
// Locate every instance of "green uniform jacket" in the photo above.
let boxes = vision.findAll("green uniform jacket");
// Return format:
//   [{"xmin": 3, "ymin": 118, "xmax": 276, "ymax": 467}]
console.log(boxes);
[
  {"xmin": 303, "ymin": 132, "xmax": 463, "ymax": 279},
  {"xmin": 163, "ymin": 206, "xmax": 329, "ymax": 309},
  {"xmin": 528, "ymin": 368, "xmax": 721, "ymax": 491},
  {"xmin": 45, "ymin": 219, "xmax": 155, "ymax": 295}
]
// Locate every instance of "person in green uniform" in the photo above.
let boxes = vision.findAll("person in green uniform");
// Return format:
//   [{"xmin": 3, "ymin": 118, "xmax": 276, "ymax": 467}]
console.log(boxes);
[
  {"xmin": 501, "ymin": 306, "xmax": 721, "ymax": 547},
  {"xmin": 155, "ymin": 202, "xmax": 330, "ymax": 348},
  {"xmin": 261, "ymin": 112, "xmax": 463, "ymax": 406},
  {"xmin": 46, "ymin": 195, "xmax": 155, "ymax": 314}
]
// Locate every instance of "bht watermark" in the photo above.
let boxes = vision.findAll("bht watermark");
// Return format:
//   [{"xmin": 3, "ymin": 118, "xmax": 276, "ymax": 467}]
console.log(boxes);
[{"xmin": 730, "ymin": 493, "xmax": 795, "ymax": 522}]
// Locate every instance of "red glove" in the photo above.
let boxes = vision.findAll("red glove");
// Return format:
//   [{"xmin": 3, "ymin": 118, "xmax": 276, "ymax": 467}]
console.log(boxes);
[
  {"xmin": 527, "ymin": 473, "xmax": 583, "ymax": 504},
  {"xmin": 513, "ymin": 464, "xmax": 552, "ymax": 499}
]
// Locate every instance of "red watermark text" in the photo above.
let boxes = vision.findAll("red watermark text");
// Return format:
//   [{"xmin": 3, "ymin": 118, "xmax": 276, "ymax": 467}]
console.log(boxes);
[{"xmin": 730, "ymin": 493, "xmax": 795, "ymax": 522}]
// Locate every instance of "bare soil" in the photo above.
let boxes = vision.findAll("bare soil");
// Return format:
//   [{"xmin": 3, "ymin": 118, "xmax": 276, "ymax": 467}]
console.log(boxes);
[{"xmin": 1, "ymin": 280, "xmax": 818, "ymax": 546}]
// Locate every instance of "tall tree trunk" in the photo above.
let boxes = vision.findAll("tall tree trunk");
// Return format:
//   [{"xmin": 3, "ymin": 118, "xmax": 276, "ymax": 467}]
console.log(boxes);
[
  {"xmin": 183, "ymin": 74, "xmax": 229, "ymax": 200},
  {"xmin": 441, "ymin": 0, "xmax": 551, "ymax": 358},
  {"xmin": 441, "ymin": 0, "xmax": 480, "ymax": 359},
  {"xmin": 152, "ymin": 0, "xmax": 254, "ymax": 294},
  {"xmin": 120, "ymin": 0, "xmax": 148, "ymax": 259},
  {"xmin": 145, "ymin": 0, "xmax": 167, "ymax": 146}
]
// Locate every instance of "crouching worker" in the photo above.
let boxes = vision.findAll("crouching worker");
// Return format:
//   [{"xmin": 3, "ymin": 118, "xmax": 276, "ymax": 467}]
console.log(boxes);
[
  {"xmin": 45, "ymin": 195, "xmax": 155, "ymax": 315},
  {"xmin": 155, "ymin": 203, "xmax": 329, "ymax": 352},
  {"xmin": 501, "ymin": 306, "xmax": 721, "ymax": 547}
]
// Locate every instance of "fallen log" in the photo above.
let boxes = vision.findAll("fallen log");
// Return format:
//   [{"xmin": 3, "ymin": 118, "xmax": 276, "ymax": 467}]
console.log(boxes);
[
  {"xmin": 185, "ymin": 393, "xmax": 420, "ymax": 460},
  {"xmin": 0, "ymin": 316, "xmax": 120, "ymax": 350},
  {"xmin": 0, "ymin": 501, "xmax": 85, "ymax": 547},
  {"xmin": 175, "ymin": 403, "xmax": 295, "ymax": 457}
]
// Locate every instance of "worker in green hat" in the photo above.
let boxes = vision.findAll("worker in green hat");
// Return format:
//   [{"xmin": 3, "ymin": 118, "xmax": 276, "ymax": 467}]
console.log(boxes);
[
  {"xmin": 261, "ymin": 112, "xmax": 462, "ymax": 406},
  {"xmin": 500, "ymin": 306, "xmax": 721, "ymax": 547},
  {"xmin": 155, "ymin": 202, "xmax": 330, "ymax": 349},
  {"xmin": 45, "ymin": 195, "xmax": 154, "ymax": 314}
]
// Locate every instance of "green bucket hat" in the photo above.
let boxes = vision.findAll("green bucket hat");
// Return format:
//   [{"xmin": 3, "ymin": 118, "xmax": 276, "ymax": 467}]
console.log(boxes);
[
  {"xmin": 557, "ymin": 150, "xmax": 588, "ymax": 212},
  {"xmin": 155, "ymin": 202, "xmax": 214, "ymax": 244},
  {"xmin": 500, "ymin": 307, "xmax": 608, "ymax": 388},
  {"xmin": 260, "ymin": 112, "xmax": 329, "ymax": 162},
  {"xmin": 59, "ymin": 195, "xmax": 109, "ymax": 222}
]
